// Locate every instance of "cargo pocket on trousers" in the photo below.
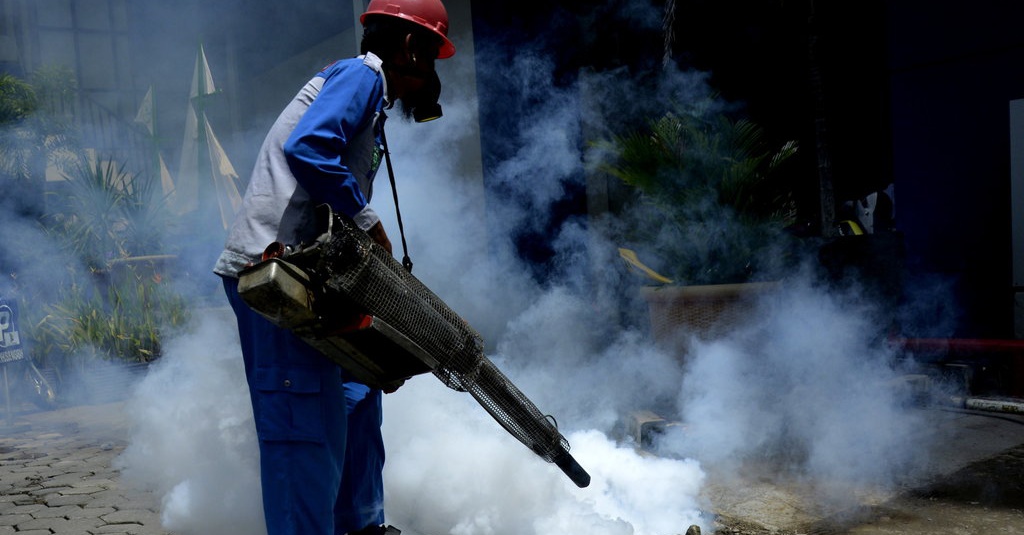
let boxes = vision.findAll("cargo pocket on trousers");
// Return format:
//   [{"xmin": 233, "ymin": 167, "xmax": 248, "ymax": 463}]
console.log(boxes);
[{"xmin": 253, "ymin": 367, "xmax": 325, "ymax": 443}]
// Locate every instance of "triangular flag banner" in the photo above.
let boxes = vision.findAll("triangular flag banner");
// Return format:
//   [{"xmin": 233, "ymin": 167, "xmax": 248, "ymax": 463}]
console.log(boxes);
[
  {"xmin": 134, "ymin": 86, "xmax": 155, "ymax": 135},
  {"xmin": 176, "ymin": 101, "xmax": 200, "ymax": 213},
  {"xmin": 134, "ymin": 84, "xmax": 179, "ymax": 210},
  {"xmin": 204, "ymin": 120, "xmax": 243, "ymax": 229},
  {"xmin": 177, "ymin": 43, "xmax": 241, "ymax": 228},
  {"xmin": 158, "ymin": 152, "xmax": 176, "ymax": 201},
  {"xmin": 177, "ymin": 44, "xmax": 216, "ymax": 215},
  {"xmin": 190, "ymin": 43, "xmax": 217, "ymax": 99}
]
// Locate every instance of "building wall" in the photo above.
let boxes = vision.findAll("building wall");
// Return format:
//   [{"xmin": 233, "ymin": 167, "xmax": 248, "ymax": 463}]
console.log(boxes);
[
  {"xmin": 887, "ymin": 1, "xmax": 1024, "ymax": 338},
  {"xmin": 0, "ymin": 0, "xmax": 24, "ymax": 68},
  {"xmin": 12, "ymin": 0, "xmax": 136, "ymax": 116}
]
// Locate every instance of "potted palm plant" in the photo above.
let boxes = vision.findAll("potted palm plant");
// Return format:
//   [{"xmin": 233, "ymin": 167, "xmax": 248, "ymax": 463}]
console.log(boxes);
[
  {"xmin": 35, "ymin": 156, "xmax": 189, "ymax": 403},
  {"xmin": 600, "ymin": 99, "xmax": 801, "ymax": 348}
]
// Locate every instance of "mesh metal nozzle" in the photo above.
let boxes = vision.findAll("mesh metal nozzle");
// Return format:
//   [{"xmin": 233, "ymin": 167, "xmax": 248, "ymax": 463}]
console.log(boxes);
[{"xmin": 244, "ymin": 205, "xmax": 590, "ymax": 488}]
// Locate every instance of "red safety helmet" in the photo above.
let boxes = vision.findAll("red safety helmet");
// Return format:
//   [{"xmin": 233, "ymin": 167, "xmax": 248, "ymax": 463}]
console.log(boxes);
[{"xmin": 360, "ymin": 0, "xmax": 456, "ymax": 59}]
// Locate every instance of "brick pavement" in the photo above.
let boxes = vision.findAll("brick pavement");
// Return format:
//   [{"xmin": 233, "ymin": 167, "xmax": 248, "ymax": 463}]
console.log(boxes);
[
  {"xmin": 0, "ymin": 401, "xmax": 172, "ymax": 535},
  {"xmin": 3, "ymin": 390, "xmax": 1024, "ymax": 535}
]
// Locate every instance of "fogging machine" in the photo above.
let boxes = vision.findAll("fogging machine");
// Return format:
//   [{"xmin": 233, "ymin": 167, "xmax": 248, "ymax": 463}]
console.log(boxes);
[{"xmin": 236, "ymin": 205, "xmax": 590, "ymax": 488}]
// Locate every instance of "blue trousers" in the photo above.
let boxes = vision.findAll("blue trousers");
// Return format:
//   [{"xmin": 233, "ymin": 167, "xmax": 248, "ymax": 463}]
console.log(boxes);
[{"xmin": 223, "ymin": 276, "xmax": 385, "ymax": 534}]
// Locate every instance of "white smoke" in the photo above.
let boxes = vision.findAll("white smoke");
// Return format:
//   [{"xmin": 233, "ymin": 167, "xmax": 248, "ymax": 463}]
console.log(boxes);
[
  {"xmin": 115, "ymin": 309, "xmax": 264, "ymax": 534},
  {"xmin": 116, "ymin": 304, "xmax": 711, "ymax": 535},
  {"xmin": 116, "ymin": 31, "xmax": 714, "ymax": 535},
  {"xmin": 653, "ymin": 269, "xmax": 931, "ymax": 497},
  {"xmin": 112, "ymin": 5, "xmax": 939, "ymax": 535},
  {"xmin": 381, "ymin": 379, "xmax": 707, "ymax": 535}
]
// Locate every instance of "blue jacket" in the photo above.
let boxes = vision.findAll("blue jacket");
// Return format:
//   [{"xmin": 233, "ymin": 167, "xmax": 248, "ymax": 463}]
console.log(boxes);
[{"xmin": 215, "ymin": 53, "xmax": 389, "ymax": 278}]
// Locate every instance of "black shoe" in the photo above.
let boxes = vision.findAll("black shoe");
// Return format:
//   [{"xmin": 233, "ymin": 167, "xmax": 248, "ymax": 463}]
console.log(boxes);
[{"xmin": 349, "ymin": 525, "xmax": 401, "ymax": 535}]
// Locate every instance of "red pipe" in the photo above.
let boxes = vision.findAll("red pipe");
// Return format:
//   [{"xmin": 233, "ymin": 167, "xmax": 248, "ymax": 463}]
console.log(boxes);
[{"xmin": 891, "ymin": 337, "xmax": 1024, "ymax": 354}]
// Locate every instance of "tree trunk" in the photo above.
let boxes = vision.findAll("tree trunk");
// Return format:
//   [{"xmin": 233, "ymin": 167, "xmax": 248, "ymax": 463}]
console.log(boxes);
[{"xmin": 808, "ymin": 1, "xmax": 837, "ymax": 238}]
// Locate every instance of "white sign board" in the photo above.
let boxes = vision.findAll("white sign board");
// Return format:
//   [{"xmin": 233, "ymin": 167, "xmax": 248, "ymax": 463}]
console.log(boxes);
[{"xmin": 0, "ymin": 300, "xmax": 25, "ymax": 364}]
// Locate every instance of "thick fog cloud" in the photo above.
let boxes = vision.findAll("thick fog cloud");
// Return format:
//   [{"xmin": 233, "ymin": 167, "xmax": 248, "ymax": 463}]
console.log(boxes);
[{"xmin": 0, "ymin": 1, "xmax": 951, "ymax": 534}]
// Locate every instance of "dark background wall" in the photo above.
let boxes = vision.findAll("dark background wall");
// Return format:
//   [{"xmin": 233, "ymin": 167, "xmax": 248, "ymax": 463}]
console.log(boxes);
[
  {"xmin": 886, "ymin": 1, "xmax": 1024, "ymax": 338},
  {"xmin": 470, "ymin": 0, "xmax": 1024, "ymax": 339}
]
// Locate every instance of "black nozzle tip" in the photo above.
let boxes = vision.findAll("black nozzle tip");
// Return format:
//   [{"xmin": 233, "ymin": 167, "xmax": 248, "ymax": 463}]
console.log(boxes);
[{"xmin": 554, "ymin": 450, "xmax": 591, "ymax": 488}]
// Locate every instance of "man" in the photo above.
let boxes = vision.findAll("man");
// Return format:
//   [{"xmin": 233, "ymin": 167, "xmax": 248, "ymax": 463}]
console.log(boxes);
[{"xmin": 213, "ymin": 1, "xmax": 456, "ymax": 533}]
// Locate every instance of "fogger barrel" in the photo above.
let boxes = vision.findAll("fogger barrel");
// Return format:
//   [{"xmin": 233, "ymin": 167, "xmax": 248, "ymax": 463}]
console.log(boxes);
[{"xmin": 237, "ymin": 206, "xmax": 590, "ymax": 488}]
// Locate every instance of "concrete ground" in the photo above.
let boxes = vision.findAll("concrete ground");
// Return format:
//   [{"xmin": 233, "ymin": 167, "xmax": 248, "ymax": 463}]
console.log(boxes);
[
  {"xmin": 1, "ymin": 398, "xmax": 1023, "ymax": 534},
  {"xmin": 703, "ymin": 403, "xmax": 1024, "ymax": 535}
]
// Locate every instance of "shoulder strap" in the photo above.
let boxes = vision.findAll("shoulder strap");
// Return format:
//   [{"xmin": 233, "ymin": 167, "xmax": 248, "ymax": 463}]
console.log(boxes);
[{"xmin": 379, "ymin": 113, "xmax": 413, "ymax": 273}]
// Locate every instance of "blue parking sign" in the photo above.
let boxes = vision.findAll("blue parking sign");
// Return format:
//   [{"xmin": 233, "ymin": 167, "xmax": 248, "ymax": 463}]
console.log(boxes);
[{"xmin": 0, "ymin": 299, "xmax": 25, "ymax": 364}]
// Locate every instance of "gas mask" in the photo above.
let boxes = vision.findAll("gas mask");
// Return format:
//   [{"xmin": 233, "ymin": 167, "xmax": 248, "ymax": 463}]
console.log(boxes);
[
  {"xmin": 411, "ymin": 69, "xmax": 440, "ymax": 120},
  {"xmin": 405, "ymin": 69, "xmax": 442, "ymax": 123}
]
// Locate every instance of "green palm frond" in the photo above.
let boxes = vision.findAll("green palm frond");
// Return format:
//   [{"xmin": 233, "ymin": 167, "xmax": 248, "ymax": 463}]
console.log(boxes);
[
  {"xmin": 599, "ymin": 100, "xmax": 800, "ymax": 284},
  {"xmin": 0, "ymin": 73, "xmax": 38, "ymax": 125}
]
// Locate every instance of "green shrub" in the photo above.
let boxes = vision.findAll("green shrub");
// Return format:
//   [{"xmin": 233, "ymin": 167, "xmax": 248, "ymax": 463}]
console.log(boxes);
[
  {"xmin": 25, "ymin": 263, "xmax": 190, "ymax": 370},
  {"xmin": 599, "ymin": 101, "xmax": 800, "ymax": 285}
]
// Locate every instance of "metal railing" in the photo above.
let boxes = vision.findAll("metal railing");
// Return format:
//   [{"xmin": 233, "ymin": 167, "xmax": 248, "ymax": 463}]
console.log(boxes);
[{"xmin": 38, "ymin": 88, "xmax": 158, "ymax": 182}]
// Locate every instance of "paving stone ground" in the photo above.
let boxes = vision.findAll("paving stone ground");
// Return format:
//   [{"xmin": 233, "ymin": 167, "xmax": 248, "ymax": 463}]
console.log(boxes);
[
  {"xmin": 0, "ymin": 401, "xmax": 172, "ymax": 535},
  {"xmin": 3, "ymin": 397, "xmax": 1024, "ymax": 535}
]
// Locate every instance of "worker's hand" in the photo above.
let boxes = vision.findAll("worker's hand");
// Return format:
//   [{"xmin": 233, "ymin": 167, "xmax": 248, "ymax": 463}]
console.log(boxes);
[{"xmin": 367, "ymin": 221, "xmax": 393, "ymax": 255}]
